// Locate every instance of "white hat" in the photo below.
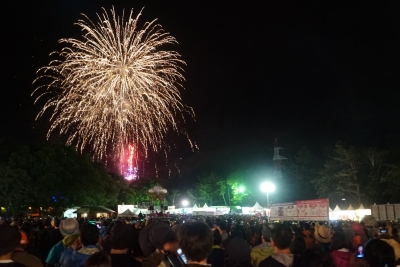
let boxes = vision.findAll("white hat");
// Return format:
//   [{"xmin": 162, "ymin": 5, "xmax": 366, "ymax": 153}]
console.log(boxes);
[
  {"xmin": 60, "ymin": 218, "xmax": 80, "ymax": 237},
  {"xmin": 314, "ymin": 225, "xmax": 331, "ymax": 243}
]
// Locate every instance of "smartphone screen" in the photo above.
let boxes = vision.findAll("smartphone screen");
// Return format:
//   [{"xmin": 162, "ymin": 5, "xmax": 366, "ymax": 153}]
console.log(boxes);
[
  {"xmin": 167, "ymin": 251, "xmax": 185, "ymax": 267},
  {"xmin": 380, "ymin": 229, "xmax": 387, "ymax": 234},
  {"xmin": 177, "ymin": 248, "xmax": 187, "ymax": 264},
  {"xmin": 357, "ymin": 245, "xmax": 364, "ymax": 258}
]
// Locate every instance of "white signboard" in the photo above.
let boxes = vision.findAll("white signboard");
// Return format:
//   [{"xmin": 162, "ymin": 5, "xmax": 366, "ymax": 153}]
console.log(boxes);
[{"xmin": 270, "ymin": 199, "xmax": 329, "ymax": 221}]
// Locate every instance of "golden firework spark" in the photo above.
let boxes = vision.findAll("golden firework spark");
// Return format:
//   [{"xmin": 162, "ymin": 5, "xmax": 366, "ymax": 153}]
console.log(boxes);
[{"xmin": 33, "ymin": 7, "xmax": 194, "ymax": 159}]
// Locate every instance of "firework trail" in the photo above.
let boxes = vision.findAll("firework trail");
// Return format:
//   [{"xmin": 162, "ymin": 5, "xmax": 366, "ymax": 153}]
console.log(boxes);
[
  {"xmin": 122, "ymin": 144, "xmax": 137, "ymax": 180},
  {"xmin": 33, "ymin": 7, "xmax": 194, "ymax": 160}
]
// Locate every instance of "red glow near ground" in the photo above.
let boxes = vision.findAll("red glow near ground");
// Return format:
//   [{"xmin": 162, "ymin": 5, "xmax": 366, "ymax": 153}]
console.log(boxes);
[{"xmin": 120, "ymin": 144, "xmax": 138, "ymax": 181}]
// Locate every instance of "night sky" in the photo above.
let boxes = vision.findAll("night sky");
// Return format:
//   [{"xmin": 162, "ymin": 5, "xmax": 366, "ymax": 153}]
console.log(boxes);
[{"xmin": 2, "ymin": 1, "xmax": 400, "ymax": 179}]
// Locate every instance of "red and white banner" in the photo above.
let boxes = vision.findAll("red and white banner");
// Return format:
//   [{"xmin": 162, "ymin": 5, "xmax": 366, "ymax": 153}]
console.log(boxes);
[
  {"xmin": 296, "ymin": 198, "xmax": 329, "ymax": 221},
  {"xmin": 270, "ymin": 198, "xmax": 329, "ymax": 221}
]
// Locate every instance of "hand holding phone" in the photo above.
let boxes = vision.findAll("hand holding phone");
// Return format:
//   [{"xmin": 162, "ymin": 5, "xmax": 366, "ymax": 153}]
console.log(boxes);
[
  {"xmin": 177, "ymin": 248, "xmax": 187, "ymax": 264},
  {"xmin": 167, "ymin": 249, "xmax": 186, "ymax": 267}
]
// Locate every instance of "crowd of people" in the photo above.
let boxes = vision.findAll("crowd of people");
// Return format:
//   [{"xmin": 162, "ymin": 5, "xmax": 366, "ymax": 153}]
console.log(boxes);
[{"xmin": 0, "ymin": 215, "xmax": 399, "ymax": 267}]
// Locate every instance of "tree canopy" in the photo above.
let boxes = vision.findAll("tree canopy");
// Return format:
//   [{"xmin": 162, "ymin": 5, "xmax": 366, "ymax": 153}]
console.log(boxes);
[
  {"xmin": 0, "ymin": 141, "xmax": 135, "ymax": 215},
  {"xmin": 1, "ymin": 138, "xmax": 400, "ymax": 216}
]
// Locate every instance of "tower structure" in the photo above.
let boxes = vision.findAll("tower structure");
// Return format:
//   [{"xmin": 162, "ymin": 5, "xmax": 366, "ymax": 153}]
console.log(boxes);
[{"xmin": 273, "ymin": 138, "xmax": 287, "ymax": 179}]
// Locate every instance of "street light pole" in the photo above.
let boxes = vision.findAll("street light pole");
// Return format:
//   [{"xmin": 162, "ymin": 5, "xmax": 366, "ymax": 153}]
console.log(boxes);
[
  {"xmin": 182, "ymin": 200, "xmax": 188, "ymax": 214},
  {"xmin": 260, "ymin": 182, "xmax": 276, "ymax": 223}
]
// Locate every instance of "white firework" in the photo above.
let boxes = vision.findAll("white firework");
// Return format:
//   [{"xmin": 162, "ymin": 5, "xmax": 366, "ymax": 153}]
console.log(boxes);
[{"xmin": 33, "ymin": 7, "xmax": 194, "ymax": 159}]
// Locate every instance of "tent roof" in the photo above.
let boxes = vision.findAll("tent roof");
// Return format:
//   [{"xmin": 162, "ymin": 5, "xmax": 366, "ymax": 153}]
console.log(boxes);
[
  {"xmin": 118, "ymin": 209, "xmax": 135, "ymax": 216},
  {"xmin": 78, "ymin": 206, "xmax": 116, "ymax": 213},
  {"xmin": 333, "ymin": 205, "xmax": 341, "ymax": 211},
  {"xmin": 203, "ymin": 203, "xmax": 209, "ymax": 208},
  {"xmin": 359, "ymin": 203, "xmax": 365, "ymax": 209},
  {"xmin": 347, "ymin": 204, "xmax": 354, "ymax": 210},
  {"xmin": 76, "ymin": 208, "xmax": 89, "ymax": 214},
  {"xmin": 253, "ymin": 202, "xmax": 264, "ymax": 210},
  {"xmin": 193, "ymin": 204, "xmax": 198, "ymax": 209}
]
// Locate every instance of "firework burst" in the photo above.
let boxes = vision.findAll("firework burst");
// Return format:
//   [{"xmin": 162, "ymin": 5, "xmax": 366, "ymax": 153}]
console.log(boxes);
[{"xmin": 33, "ymin": 7, "xmax": 194, "ymax": 160}]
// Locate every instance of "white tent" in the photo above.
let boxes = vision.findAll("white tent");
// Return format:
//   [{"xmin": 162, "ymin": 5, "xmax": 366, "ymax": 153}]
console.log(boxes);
[
  {"xmin": 329, "ymin": 203, "xmax": 371, "ymax": 221},
  {"xmin": 253, "ymin": 202, "xmax": 264, "ymax": 210},
  {"xmin": 203, "ymin": 203, "xmax": 209, "ymax": 208},
  {"xmin": 118, "ymin": 209, "xmax": 135, "ymax": 217},
  {"xmin": 356, "ymin": 204, "xmax": 371, "ymax": 221},
  {"xmin": 334, "ymin": 205, "xmax": 341, "ymax": 211},
  {"xmin": 329, "ymin": 205, "xmax": 341, "ymax": 220},
  {"xmin": 193, "ymin": 204, "xmax": 199, "ymax": 209}
]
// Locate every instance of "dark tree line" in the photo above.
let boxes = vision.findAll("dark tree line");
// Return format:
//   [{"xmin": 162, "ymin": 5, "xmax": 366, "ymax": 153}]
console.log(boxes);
[
  {"xmin": 168, "ymin": 143, "xmax": 400, "ymax": 208},
  {"xmin": 310, "ymin": 142, "xmax": 400, "ymax": 206},
  {"xmin": 2, "ymin": 139, "xmax": 400, "ymax": 216},
  {"xmin": 0, "ymin": 140, "xmax": 160, "ymax": 215}
]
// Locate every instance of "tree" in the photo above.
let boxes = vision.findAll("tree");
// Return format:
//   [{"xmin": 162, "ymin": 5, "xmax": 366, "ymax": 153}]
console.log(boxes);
[
  {"xmin": 0, "ymin": 143, "xmax": 129, "ymax": 213},
  {"xmin": 0, "ymin": 163, "xmax": 31, "ymax": 215},
  {"xmin": 169, "ymin": 189, "xmax": 180, "ymax": 206},
  {"xmin": 313, "ymin": 142, "xmax": 366, "ymax": 205},
  {"xmin": 382, "ymin": 166, "xmax": 400, "ymax": 203},
  {"xmin": 364, "ymin": 148, "xmax": 392, "ymax": 204},
  {"xmin": 217, "ymin": 180, "xmax": 227, "ymax": 206},
  {"xmin": 285, "ymin": 147, "xmax": 321, "ymax": 201},
  {"xmin": 186, "ymin": 188, "xmax": 199, "ymax": 206},
  {"xmin": 196, "ymin": 172, "xmax": 221, "ymax": 205},
  {"xmin": 371, "ymin": 145, "xmax": 400, "ymax": 203},
  {"xmin": 114, "ymin": 173, "xmax": 136, "ymax": 204},
  {"xmin": 227, "ymin": 171, "xmax": 249, "ymax": 205}
]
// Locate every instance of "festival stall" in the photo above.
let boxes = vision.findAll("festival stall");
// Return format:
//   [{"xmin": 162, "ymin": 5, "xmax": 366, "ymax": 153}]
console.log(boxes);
[
  {"xmin": 74, "ymin": 206, "xmax": 116, "ymax": 219},
  {"xmin": 329, "ymin": 204, "xmax": 371, "ymax": 221},
  {"xmin": 114, "ymin": 198, "xmax": 371, "ymax": 221},
  {"xmin": 64, "ymin": 208, "xmax": 78, "ymax": 218}
]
